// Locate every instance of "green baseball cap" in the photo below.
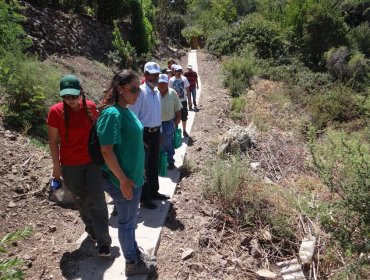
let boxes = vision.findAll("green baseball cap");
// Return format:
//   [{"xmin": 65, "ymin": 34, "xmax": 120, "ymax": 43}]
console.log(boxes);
[{"xmin": 59, "ymin": 75, "xmax": 81, "ymax": 96}]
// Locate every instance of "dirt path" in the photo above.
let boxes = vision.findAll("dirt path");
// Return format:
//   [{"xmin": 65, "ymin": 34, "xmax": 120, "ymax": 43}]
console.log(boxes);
[{"xmin": 154, "ymin": 51, "xmax": 244, "ymax": 279}]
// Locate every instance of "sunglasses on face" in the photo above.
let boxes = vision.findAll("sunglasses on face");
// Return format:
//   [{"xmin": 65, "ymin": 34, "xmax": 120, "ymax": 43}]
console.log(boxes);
[
  {"xmin": 122, "ymin": 85, "xmax": 140, "ymax": 94},
  {"xmin": 62, "ymin": 95, "xmax": 80, "ymax": 100}
]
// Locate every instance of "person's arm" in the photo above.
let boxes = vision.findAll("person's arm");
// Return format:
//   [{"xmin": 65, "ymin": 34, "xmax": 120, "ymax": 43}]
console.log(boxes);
[
  {"xmin": 101, "ymin": 145, "xmax": 135, "ymax": 200},
  {"xmin": 48, "ymin": 126, "xmax": 62, "ymax": 179},
  {"xmin": 174, "ymin": 110, "xmax": 181, "ymax": 125},
  {"xmin": 195, "ymin": 73, "xmax": 199, "ymax": 89},
  {"xmin": 184, "ymin": 77, "xmax": 192, "ymax": 107}
]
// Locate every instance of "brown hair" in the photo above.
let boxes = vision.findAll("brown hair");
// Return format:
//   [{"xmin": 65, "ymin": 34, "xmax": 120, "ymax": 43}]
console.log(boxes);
[
  {"xmin": 98, "ymin": 69, "xmax": 139, "ymax": 111},
  {"xmin": 63, "ymin": 87, "xmax": 93, "ymax": 142}
]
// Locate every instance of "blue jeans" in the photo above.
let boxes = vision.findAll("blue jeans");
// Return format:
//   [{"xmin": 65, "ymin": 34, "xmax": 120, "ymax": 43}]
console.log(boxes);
[
  {"xmin": 103, "ymin": 179, "xmax": 142, "ymax": 262},
  {"xmin": 161, "ymin": 120, "xmax": 175, "ymax": 164},
  {"xmin": 190, "ymin": 87, "xmax": 197, "ymax": 107}
]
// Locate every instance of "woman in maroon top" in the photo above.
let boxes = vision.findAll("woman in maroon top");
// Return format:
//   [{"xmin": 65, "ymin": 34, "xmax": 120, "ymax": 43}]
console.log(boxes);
[{"xmin": 47, "ymin": 75, "xmax": 111, "ymax": 256}]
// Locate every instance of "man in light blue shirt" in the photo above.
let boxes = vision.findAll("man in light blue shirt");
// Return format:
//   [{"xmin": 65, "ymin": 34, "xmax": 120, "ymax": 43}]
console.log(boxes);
[{"xmin": 129, "ymin": 62, "xmax": 169, "ymax": 209}]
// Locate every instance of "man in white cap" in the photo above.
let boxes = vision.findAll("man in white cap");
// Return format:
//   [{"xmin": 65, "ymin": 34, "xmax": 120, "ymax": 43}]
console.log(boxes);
[
  {"xmin": 184, "ymin": 64, "xmax": 199, "ymax": 111},
  {"xmin": 157, "ymin": 74, "xmax": 182, "ymax": 170},
  {"xmin": 168, "ymin": 65, "xmax": 191, "ymax": 137},
  {"xmin": 129, "ymin": 62, "xmax": 169, "ymax": 209}
]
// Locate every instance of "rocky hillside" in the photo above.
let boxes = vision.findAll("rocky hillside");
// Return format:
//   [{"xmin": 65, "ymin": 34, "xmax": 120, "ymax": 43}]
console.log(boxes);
[{"xmin": 20, "ymin": 1, "xmax": 115, "ymax": 62}]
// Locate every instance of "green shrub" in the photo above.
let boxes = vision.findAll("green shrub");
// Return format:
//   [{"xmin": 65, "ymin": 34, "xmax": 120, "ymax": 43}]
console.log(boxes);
[
  {"xmin": 308, "ymin": 86, "xmax": 363, "ymax": 128},
  {"xmin": 0, "ymin": 52, "xmax": 60, "ymax": 136},
  {"xmin": 325, "ymin": 46, "xmax": 369, "ymax": 86},
  {"xmin": 347, "ymin": 22, "xmax": 370, "ymax": 57},
  {"xmin": 223, "ymin": 49, "xmax": 259, "ymax": 97},
  {"xmin": 309, "ymin": 129, "xmax": 370, "ymax": 252},
  {"xmin": 205, "ymin": 156, "xmax": 297, "ymax": 240},
  {"xmin": 181, "ymin": 25, "xmax": 204, "ymax": 45},
  {"xmin": 206, "ymin": 13, "xmax": 288, "ymax": 58},
  {"xmin": 0, "ymin": 226, "xmax": 32, "ymax": 280}
]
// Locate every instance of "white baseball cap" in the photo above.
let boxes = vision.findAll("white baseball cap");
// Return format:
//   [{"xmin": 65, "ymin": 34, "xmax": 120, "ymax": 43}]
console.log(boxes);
[
  {"xmin": 158, "ymin": 74, "xmax": 169, "ymax": 84},
  {"xmin": 174, "ymin": 65, "xmax": 183, "ymax": 71},
  {"xmin": 187, "ymin": 64, "xmax": 193, "ymax": 69},
  {"xmin": 144, "ymin": 62, "xmax": 161, "ymax": 74}
]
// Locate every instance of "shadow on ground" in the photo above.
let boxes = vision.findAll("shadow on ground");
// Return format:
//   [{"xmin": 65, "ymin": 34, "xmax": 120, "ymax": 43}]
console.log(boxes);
[{"xmin": 60, "ymin": 237, "xmax": 119, "ymax": 280}]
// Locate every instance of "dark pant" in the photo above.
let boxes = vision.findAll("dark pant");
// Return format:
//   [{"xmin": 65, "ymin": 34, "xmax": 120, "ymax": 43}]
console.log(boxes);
[
  {"xmin": 180, "ymin": 101, "xmax": 188, "ymax": 121},
  {"xmin": 142, "ymin": 129, "xmax": 160, "ymax": 201},
  {"xmin": 62, "ymin": 163, "xmax": 111, "ymax": 248},
  {"xmin": 190, "ymin": 87, "xmax": 197, "ymax": 107},
  {"xmin": 161, "ymin": 120, "xmax": 175, "ymax": 164}
]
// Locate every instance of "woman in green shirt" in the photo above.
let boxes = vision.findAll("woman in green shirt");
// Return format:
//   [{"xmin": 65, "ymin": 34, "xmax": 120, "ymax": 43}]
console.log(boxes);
[{"xmin": 97, "ymin": 70, "xmax": 156, "ymax": 276}]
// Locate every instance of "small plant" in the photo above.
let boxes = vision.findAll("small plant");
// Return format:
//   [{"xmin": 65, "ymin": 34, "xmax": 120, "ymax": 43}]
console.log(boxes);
[
  {"xmin": 0, "ymin": 226, "xmax": 33, "ymax": 280},
  {"xmin": 230, "ymin": 95, "xmax": 247, "ymax": 119}
]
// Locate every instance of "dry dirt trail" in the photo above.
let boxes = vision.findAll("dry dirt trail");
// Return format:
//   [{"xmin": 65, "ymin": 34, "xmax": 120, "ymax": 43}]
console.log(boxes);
[{"xmin": 154, "ymin": 51, "xmax": 247, "ymax": 279}]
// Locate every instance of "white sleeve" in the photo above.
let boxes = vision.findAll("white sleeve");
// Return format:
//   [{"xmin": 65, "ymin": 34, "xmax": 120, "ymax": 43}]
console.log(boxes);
[{"xmin": 183, "ymin": 76, "xmax": 190, "ymax": 88}]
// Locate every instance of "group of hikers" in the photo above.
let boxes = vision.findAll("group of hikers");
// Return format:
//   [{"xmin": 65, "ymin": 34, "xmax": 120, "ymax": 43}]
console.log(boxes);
[{"xmin": 46, "ymin": 60, "xmax": 199, "ymax": 276}]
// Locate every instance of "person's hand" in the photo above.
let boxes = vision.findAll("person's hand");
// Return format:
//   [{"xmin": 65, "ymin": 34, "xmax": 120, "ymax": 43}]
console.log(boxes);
[
  {"xmin": 174, "ymin": 117, "xmax": 181, "ymax": 125},
  {"xmin": 144, "ymin": 141, "xmax": 149, "ymax": 148},
  {"xmin": 196, "ymin": 85, "xmax": 199, "ymax": 89},
  {"xmin": 119, "ymin": 176, "xmax": 135, "ymax": 200},
  {"xmin": 52, "ymin": 165, "xmax": 62, "ymax": 179}
]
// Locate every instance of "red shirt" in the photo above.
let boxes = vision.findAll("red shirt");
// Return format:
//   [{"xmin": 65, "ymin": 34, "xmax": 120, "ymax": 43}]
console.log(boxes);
[
  {"xmin": 47, "ymin": 100, "xmax": 98, "ymax": 165},
  {"xmin": 184, "ymin": 71, "xmax": 198, "ymax": 89}
]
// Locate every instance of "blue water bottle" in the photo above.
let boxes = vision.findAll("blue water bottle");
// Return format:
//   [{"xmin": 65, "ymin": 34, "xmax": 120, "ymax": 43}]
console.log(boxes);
[{"xmin": 50, "ymin": 178, "xmax": 62, "ymax": 191}]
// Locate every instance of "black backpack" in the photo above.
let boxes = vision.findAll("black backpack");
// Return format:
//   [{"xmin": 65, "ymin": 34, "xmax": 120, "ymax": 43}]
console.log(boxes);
[{"xmin": 88, "ymin": 122, "xmax": 105, "ymax": 165}]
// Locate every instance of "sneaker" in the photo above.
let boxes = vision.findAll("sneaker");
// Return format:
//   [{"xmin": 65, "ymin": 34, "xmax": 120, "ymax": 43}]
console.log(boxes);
[
  {"xmin": 183, "ymin": 131, "xmax": 189, "ymax": 138},
  {"xmin": 98, "ymin": 245, "xmax": 111, "ymax": 257},
  {"xmin": 137, "ymin": 247, "xmax": 157, "ymax": 262},
  {"xmin": 168, "ymin": 163, "xmax": 176, "ymax": 170},
  {"xmin": 125, "ymin": 258, "xmax": 157, "ymax": 276}
]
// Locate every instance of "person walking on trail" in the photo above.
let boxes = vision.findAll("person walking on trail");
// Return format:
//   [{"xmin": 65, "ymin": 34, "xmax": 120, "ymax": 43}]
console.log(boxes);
[
  {"xmin": 47, "ymin": 74, "xmax": 111, "ymax": 257},
  {"xmin": 158, "ymin": 74, "xmax": 182, "ymax": 170},
  {"xmin": 169, "ymin": 64, "xmax": 191, "ymax": 138},
  {"xmin": 97, "ymin": 70, "xmax": 157, "ymax": 276},
  {"xmin": 184, "ymin": 64, "xmax": 199, "ymax": 111},
  {"xmin": 129, "ymin": 62, "xmax": 169, "ymax": 210}
]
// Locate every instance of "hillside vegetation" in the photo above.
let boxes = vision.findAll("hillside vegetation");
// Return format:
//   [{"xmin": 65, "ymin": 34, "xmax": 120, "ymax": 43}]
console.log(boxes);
[
  {"xmin": 0, "ymin": 0, "xmax": 369, "ymax": 279},
  {"xmin": 181, "ymin": 0, "xmax": 370, "ymax": 278}
]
